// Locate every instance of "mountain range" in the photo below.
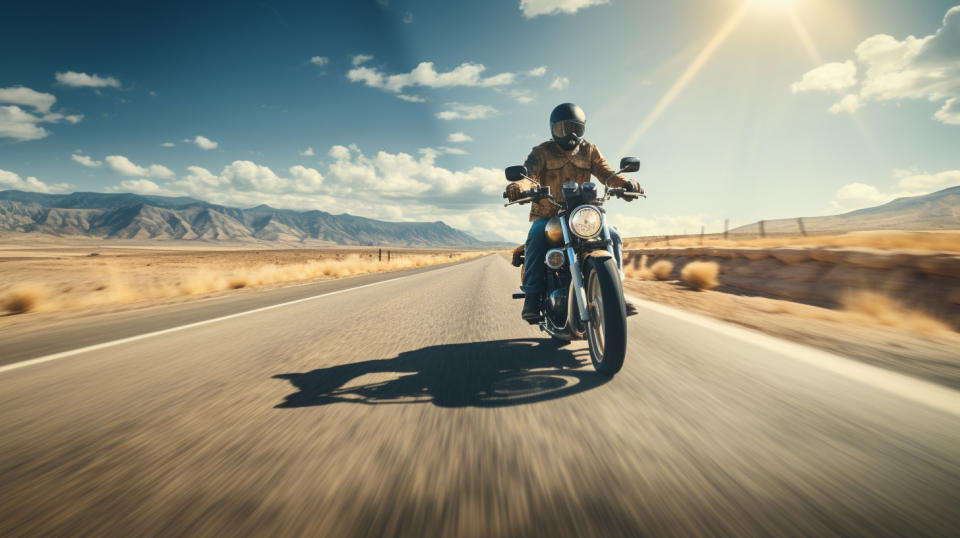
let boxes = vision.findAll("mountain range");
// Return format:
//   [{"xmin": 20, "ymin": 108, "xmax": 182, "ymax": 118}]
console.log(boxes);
[
  {"xmin": 0, "ymin": 190, "xmax": 500, "ymax": 248},
  {"xmin": 731, "ymin": 185, "xmax": 960, "ymax": 234}
]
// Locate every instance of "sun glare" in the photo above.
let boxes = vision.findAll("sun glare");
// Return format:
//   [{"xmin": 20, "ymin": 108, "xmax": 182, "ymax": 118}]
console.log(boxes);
[{"xmin": 748, "ymin": 0, "xmax": 798, "ymax": 12}]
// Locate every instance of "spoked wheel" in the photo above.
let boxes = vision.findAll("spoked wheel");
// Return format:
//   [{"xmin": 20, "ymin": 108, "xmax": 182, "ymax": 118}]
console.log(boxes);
[{"xmin": 584, "ymin": 257, "xmax": 628, "ymax": 376}]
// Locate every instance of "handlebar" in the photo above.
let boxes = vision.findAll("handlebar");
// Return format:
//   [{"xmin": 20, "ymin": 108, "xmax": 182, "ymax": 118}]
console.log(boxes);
[
  {"xmin": 605, "ymin": 187, "xmax": 646, "ymax": 200},
  {"xmin": 503, "ymin": 184, "xmax": 644, "ymax": 207}
]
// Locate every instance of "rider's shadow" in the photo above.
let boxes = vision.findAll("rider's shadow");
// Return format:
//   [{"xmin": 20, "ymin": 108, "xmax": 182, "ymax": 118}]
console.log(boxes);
[{"xmin": 272, "ymin": 338, "xmax": 608, "ymax": 408}]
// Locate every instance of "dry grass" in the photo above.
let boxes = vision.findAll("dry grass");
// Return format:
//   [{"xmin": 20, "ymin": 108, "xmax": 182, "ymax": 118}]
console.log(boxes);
[
  {"xmin": 749, "ymin": 290, "xmax": 953, "ymax": 335},
  {"xmin": 624, "ymin": 257, "xmax": 675, "ymax": 281},
  {"xmin": 650, "ymin": 260, "xmax": 674, "ymax": 280},
  {"xmin": 840, "ymin": 291, "xmax": 952, "ymax": 335},
  {"xmin": 1, "ymin": 284, "xmax": 47, "ymax": 314},
  {"xmin": 625, "ymin": 230, "xmax": 960, "ymax": 253},
  {"xmin": 0, "ymin": 250, "xmax": 486, "ymax": 316},
  {"xmin": 624, "ymin": 255, "xmax": 655, "ymax": 280},
  {"xmin": 680, "ymin": 261, "xmax": 719, "ymax": 290}
]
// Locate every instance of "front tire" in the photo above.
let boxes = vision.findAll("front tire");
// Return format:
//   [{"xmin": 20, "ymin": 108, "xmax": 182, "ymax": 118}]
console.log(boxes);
[{"xmin": 584, "ymin": 257, "xmax": 628, "ymax": 376}]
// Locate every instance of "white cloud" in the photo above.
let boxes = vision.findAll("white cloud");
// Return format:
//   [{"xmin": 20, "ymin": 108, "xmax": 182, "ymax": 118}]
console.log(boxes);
[
  {"xmin": 184, "ymin": 166, "xmax": 222, "ymax": 188},
  {"xmin": 520, "ymin": 0, "xmax": 609, "ymax": 18},
  {"xmin": 0, "ymin": 168, "xmax": 70, "ymax": 193},
  {"xmin": 497, "ymin": 87, "xmax": 535, "ymax": 103},
  {"xmin": 790, "ymin": 61, "xmax": 857, "ymax": 93},
  {"xmin": 309, "ymin": 56, "xmax": 329, "ymax": 67},
  {"xmin": 347, "ymin": 60, "xmax": 517, "ymax": 93},
  {"xmin": 0, "ymin": 106, "xmax": 50, "ymax": 141},
  {"xmin": 895, "ymin": 168, "xmax": 960, "ymax": 191},
  {"xmin": 448, "ymin": 132, "xmax": 473, "ymax": 143},
  {"xmin": 437, "ymin": 147, "xmax": 468, "ymax": 155},
  {"xmin": 828, "ymin": 94, "xmax": 863, "ymax": 114},
  {"xmin": 107, "ymin": 179, "xmax": 185, "ymax": 196},
  {"xmin": 300, "ymin": 147, "xmax": 316, "ymax": 156},
  {"xmin": 550, "ymin": 76, "xmax": 569, "ymax": 90},
  {"xmin": 105, "ymin": 155, "xmax": 175, "ymax": 179},
  {"xmin": 794, "ymin": 6, "xmax": 960, "ymax": 124},
  {"xmin": 830, "ymin": 168, "xmax": 960, "ymax": 212},
  {"xmin": 436, "ymin": 103, "xmax": 498, "ymax": 120},
  {"xmin": 527, "ymin": 66, "xmax": 547, "ymax": 77},
  {"xmin": 71, "ymin": 154, "xmax": 102, "ymax": 168},
  {"xmin": 100, "ymin": 145, "xmax": 534, "ymax": 242},
  {"xmin": 55, "ymin": 71, "xmax": 121, "ymax": 88},
  {"xmin": 46, "ymin": 112, "xmax": 84, "ymax": 124},
  {"xmin": 352, "ymin": 54, "xmax": 374, "ymax": 66},
  {"xmin": 289, "ymin": 165, "xmax": 325, "ymax": 192},
  {"xmin": 0, "ymin": 86, "xmax": 56, "ymax": 113},
  {"xmin": 191, "ymin": 135, "xmax": 218, "ymax": 150},
  {"xmin": 161, "ymin": 141, "xmax": 175, "ymax": 147},
  {"xmin": 397, "ymin": 94, "xmax": 426, "ymax": 102},
  {"xmin": 935, "ymin": 97, "xmax": 960, "ymax": 125},
  {"xmin": 0, "ymin": 88, "xmax": 82, "ymax": 142},
  {"xmin": 402, "ymin": 11, "xmax": 413, "ymax": 23}
]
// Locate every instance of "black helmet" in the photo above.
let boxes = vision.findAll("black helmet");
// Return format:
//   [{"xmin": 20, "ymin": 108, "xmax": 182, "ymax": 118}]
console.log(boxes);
[{"xmin": 550, "ymin": 103, "xmax": 586, "ymax": 151}]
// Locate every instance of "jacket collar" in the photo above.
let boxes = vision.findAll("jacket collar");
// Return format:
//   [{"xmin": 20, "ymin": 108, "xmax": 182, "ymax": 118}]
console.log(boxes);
[
  {"xmin": 546, "ymin": 139, "xmax": 590, "ymax": 167},
  {"xmin": 547, "ymin": 139, "xmax": 588, "ymax": 158}
]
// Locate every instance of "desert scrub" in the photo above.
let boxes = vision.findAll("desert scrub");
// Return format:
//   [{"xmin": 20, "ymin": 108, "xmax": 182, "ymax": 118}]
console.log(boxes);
[
  {"xmin": 681, "ymin": 261, "xmax": 719, "ymax": 290},
  {"xmin": 1, "ymin": 284, "xmax": 48, "ymax": 314}
]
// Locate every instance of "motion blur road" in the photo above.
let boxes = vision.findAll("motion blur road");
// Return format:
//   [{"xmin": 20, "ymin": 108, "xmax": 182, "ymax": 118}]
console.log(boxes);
[{"xmin": 1, "ymin": 255, "xmax": 959, "ymax": 536}]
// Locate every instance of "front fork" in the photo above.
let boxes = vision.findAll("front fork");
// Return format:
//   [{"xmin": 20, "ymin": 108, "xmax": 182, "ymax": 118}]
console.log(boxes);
[
  {"xmin": 561, "ymin": 217, "xmax": 591, "ymax": 323},
  {"xmin": 563, "ymin": 214, "xmax": 622, "ymax": 324}
]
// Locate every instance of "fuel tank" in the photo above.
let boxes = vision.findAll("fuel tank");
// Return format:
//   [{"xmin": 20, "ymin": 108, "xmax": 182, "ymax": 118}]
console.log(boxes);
[{"xmin": 544, "ymin": 217, "xmax": 564, "ymax": 246}]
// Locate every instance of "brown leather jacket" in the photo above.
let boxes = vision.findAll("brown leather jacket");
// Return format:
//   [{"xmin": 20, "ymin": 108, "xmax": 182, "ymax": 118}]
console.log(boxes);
[{"xmin": 521, "ymin": 139, "xmax": 629, "ymax": 221}]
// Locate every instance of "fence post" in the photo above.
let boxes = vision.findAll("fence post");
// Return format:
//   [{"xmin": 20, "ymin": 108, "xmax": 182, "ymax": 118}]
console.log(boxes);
[
  {"xmin": 797, "ymin": 217, "xmax": 808, "ymax": 237},
  {"xmin": 378, "ymin": 248, "xmax": 382, "ymax": 261},
  {"xmin": 759, "ymin": 220, "xmax": 766, "ymax": 238},
  {"xmin": 388, "ymin": 250, "xmax": 391, "ymax": 262},
  {"xmin": 724, "ymin": 219, "xmax": 729, "ymax": 240},
  {"xmin": 699, "ymin": 225, "xmax": 704, "ymax": 245}
]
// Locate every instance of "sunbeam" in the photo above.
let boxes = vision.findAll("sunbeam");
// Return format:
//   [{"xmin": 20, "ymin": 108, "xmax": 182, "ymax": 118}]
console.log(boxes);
[{"xmin": 619, "ymin": 3, "xmax": 749, "ymax": 155}]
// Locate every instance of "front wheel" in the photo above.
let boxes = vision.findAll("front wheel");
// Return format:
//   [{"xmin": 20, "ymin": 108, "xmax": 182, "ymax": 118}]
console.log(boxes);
[{"xmin": 584, "ymin": 257, "xmax": 628, "ymax": 376}]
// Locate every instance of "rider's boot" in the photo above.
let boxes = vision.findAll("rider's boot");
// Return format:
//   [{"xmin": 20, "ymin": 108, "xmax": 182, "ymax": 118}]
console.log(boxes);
[{"xmin": 521, "ymin": 294, "xmax": 541, "ymax": 323}]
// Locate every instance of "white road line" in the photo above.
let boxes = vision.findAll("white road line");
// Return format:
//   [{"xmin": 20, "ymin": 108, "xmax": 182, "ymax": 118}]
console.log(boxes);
[
  {"xmin": 0, "ymin": 275, "xmax": 412, "ymax": 376},
  {"xmin": 625, "ymin": 293, "xmax": 960, "ymax": 418}
]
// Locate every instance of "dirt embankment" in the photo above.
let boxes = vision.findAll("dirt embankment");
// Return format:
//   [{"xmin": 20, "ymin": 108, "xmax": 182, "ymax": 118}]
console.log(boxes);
[
  {"xmin": 625, "ymin": 246, "xmax": 960, "ymax": 329},
  {"xmin": 622, "ymin": 245, "xmax": 960, "ymax": 388}
]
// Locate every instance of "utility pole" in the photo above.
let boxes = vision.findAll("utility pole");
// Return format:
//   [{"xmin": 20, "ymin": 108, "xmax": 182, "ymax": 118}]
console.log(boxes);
[
  {"xmin": 724, "ymin": 219, "xmax": 729, "ymax": 240},
  {"xmin": 759, "ymin": 220, "xmax": 766, "ymax": 238}
]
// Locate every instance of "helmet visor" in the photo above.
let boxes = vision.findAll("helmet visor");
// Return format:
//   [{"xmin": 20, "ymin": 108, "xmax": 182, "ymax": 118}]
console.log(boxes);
[{"xmin": 552, "ymin": 120, "xmax": 585, "ymax": 139}]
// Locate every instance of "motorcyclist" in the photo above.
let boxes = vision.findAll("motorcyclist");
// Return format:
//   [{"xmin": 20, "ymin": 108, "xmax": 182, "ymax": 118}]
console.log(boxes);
[{"xmin": 507, "ymin": 103, "xmax": 642, "ymax": 321}]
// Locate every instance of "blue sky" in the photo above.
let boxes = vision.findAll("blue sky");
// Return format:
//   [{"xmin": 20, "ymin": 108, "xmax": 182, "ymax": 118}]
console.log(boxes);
[{"xmin": 1, "ymin": 0, "xmax": 958, "ymax": 242}]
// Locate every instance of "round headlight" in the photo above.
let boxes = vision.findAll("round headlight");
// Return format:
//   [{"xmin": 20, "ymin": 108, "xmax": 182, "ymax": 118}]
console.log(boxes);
[{"xmin": 569, "ymin": 206, "xmax": 603, "ymax": 238}]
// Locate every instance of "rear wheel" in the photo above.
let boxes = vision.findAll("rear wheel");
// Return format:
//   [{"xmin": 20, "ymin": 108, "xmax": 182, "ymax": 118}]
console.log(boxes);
[{"xmin": 584, "ymin": 257, "xmax": 628, "ymax": 376}]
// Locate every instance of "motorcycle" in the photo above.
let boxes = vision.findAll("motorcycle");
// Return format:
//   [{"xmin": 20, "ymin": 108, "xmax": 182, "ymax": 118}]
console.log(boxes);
[{"xmin": 503, "ymin": 157, "xmax": 644, "ymax": 376}]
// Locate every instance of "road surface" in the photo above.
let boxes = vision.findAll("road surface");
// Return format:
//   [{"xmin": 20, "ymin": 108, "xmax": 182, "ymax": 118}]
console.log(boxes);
[{"xmin": 1, "ymin": 254, "xmax": 958, "ymax": 536}]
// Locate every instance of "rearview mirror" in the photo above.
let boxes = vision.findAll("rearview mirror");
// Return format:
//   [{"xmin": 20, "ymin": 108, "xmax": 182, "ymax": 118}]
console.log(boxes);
[
  {"xmin": 619, "ymin": 157, "xmax": 641, "ymax": 173},
  {"xmin": 505, "ymin": 165, "xmax": 528, "ymax": 181}
]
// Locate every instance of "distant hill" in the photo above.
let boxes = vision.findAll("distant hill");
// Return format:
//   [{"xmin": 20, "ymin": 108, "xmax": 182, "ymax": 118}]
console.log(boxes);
[
  {"xmin": 732, "ymin": 186, "xmax": 960, "ymax": 234},
  {"xmin": 0, "ymin": 190, "xmax": 500, "ymax": 248}
]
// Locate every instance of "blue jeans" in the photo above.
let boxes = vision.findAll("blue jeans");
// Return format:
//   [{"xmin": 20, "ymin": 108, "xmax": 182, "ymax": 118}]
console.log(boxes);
[{"xmin": 522, "ymin": 217, "xmax": 622, "ymax": 294}]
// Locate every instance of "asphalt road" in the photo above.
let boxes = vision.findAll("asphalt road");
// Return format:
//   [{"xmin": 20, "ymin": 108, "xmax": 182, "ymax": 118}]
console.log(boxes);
[{"xmin": 1, "ymin": 255, "xmax": 958, "ymax": 537}]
